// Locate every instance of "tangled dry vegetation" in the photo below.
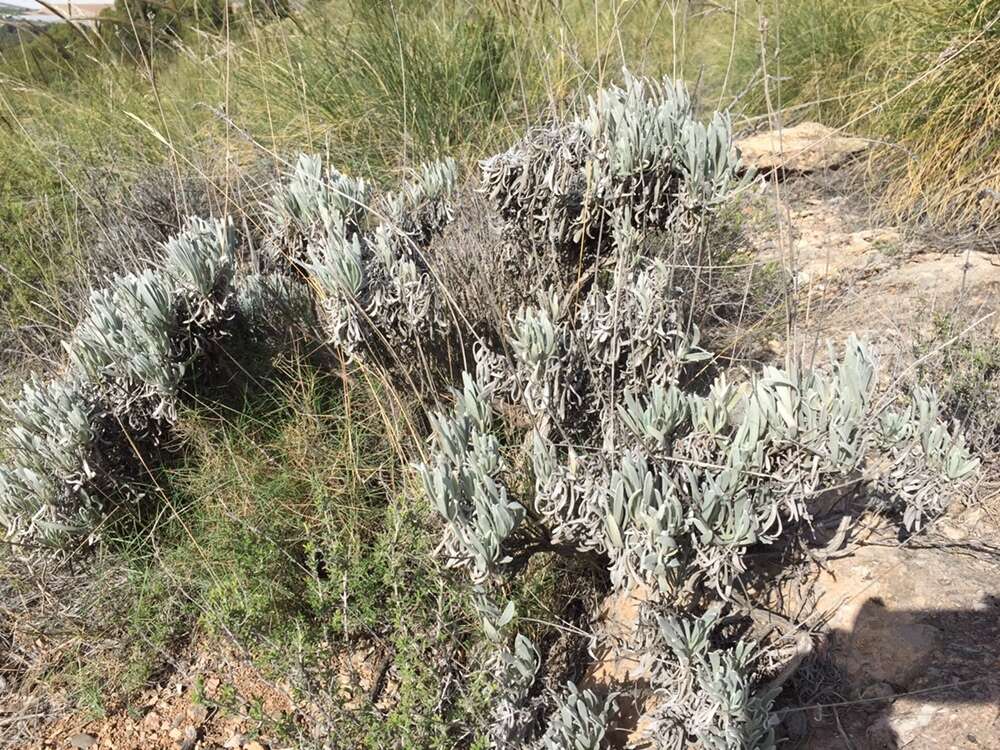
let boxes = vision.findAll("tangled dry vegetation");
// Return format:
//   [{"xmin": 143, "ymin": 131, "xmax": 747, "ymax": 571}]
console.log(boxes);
[{"xmin": 0, "ymin": 73, "xmax": 983, "ymax": 748}]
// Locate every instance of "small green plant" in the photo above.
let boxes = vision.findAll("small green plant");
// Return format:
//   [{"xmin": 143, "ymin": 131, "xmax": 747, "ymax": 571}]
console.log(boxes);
[{"xmin": 915, "ymin": 312, "xmax": 1000, "ymax": 455}]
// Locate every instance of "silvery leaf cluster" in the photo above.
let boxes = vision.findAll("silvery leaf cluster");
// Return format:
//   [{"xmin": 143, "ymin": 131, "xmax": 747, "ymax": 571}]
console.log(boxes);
[
  {"xmin": 490, "ymin": 632, "xmax": 544, "ymax": 748},
  {"xmin": 870, "ymin": 385, "xmax": 979, "ymax": 530},
  {"xmin": 416, "ymin": 374, "xmax": 526, "ymax": 583},
  {"xmin": 266, "ymin": 154, "xmax": 371, "ymax": 264},
  {"xmin": 0, "ymin": 377, "xmax": 101, "ymax": 545},
  {"xmin": 0, "ymin": 218, "xmax": 239, "ymax": 546},
  {"xmin": 626, "ymin": 606, "xmax": 777, "ymax": 750},
  {"xmin": 534, "ymin": 682, "xmax": 614, "ymax": 750},
  {"xmin": 281, "ymin": 155, "xmax": 457, "ymax": 366},
  {"xmin": 480, "ymin": 70, "xmax": 746, "ymax": 254}
]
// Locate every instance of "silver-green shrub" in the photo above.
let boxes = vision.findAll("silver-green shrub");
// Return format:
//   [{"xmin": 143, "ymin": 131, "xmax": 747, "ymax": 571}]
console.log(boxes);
[
  {"xmin": 475, "ymin": 593, "xmax": 613, "ymax": 750},
  {"xmin": 870, "ymin": 385, "xmax": 979, "ymax": 530},
  {"xmin": 417, "ymin": 374, "xmax": 529, "ymax": 583},
  {"xmin": 416, "ymin": 72, "xmax": 978, "ymax": 747},
  {"xmin": 480, "ymin": 72, "xmax": 745, "ymax": 254},
  {"xmin": 0, "ymin": 68, "xmax": 980, "ymax": 748},
  {"xmin": 491, "ymin": 631, "xmax": 544, "ymax": 748},
  {"xmin": 266, "ymin": 154, "xmax": 371, "ymax": 265},
  {"xmin": 0, "ymin": 377, "xmax": 101, "ymax": 545},
  {"xmin": 271, "ymin": 155, "xmax": 458, "ymax": 369},
  {"xmin": 629, "ymin": 606, "xmax": 777, "ymax": 749},
  {"xmin": 536, "ymin": 683, "xmax": 614, "ymax": 750},
  {"xmin": 468, "ymin": 333, "xmax": 977, "ymax": 603},
  {"xmin": 0, "ymin": 218, "xmax": 238, "ymax": 546},
  {"xmin": 0, "ymin": 151, "xmax": 460, "ymax": 547},
  {"xmin": 431, "ymin": 331, "xmax": 975, "ymax": 746}
]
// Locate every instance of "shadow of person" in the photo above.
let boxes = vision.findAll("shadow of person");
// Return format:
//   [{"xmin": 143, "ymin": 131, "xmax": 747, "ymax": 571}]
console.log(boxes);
[{"xmin": 780, "ymin": 594, "xmax": 1000, "ymax": 749}]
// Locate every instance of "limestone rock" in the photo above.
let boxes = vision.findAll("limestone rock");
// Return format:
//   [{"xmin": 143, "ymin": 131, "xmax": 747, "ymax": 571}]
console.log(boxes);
[
  {"xmin": 737, "ymin": 122, "xmax": 869, "ymax": 173},
  {"xmin": 803, "ymin": 518, "xmax": 1000, "ymax": 748}
]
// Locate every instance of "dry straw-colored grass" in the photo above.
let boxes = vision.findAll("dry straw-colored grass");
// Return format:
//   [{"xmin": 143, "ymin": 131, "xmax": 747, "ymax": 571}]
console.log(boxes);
[{"xmin": 744, "ymin": 0, "xmax": 1000, "ymax": 233}]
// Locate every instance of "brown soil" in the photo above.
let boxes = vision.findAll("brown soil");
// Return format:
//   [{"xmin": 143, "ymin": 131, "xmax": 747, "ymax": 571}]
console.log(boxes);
[{"xmin": 11, "ymin": 639, "xmax": 297, "ymax": 750}]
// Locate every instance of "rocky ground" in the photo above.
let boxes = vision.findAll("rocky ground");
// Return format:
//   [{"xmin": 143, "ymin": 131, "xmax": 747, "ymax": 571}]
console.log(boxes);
[
  {"xmin": 5, "ymin": 125, "xmax": 1000, "ymax": 749},
  {"xmin": 804, "ymin": 510, "xmax": 1000, "ymax": 749},
  {"xmin": 7, "ymin": 640, "xmax": 299, "ymax": 750},
  {"xmin": 738, "ymin": 125, "xmax": 999, "ymax": 749},
  {"xmin": 741, "ymin": 125, "xmax": 1000, "ymax": 749}
]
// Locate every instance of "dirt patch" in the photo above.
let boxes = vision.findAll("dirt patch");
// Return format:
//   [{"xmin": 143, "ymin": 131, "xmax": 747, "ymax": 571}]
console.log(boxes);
[
  {"xmin": 748, "ymin": 173, "xmax": 1000, "ymax": 358},
  {"xmin": 17, "ymin": 639, "xmax": 298, "ymax": 750}
]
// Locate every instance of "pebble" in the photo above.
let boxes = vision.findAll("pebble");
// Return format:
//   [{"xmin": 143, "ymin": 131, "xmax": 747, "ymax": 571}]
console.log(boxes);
[
  {"xmin": 68, "ymin": 734, "xmax": 97, "ymax": 750},
  {"xmin": 939, "ymin": 522, "xmax": 968, "ymax": 541},
  {"xmin": 860, "ymin": 681, "xmax": 896, "ymax": 701}
]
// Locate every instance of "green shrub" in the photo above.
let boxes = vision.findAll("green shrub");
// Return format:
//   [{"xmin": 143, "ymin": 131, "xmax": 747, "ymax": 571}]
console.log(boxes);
[{"xmin": 97, "ymin": 0, "xmax": 227, "ymax": 62}]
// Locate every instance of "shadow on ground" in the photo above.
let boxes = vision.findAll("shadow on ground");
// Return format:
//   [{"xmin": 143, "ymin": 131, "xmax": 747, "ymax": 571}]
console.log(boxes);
[{"xmin": 786, "ymin": 558, "xmax": 1000, "ymax": 749}]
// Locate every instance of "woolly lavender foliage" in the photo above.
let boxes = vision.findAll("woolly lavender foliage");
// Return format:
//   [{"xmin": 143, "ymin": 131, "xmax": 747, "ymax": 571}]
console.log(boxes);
[
  {"xmin": 491, "ymin": 632, "xmax": 544, "ymax": 748},
  {"xmin": 293, "ymin": 156, "xmax": 457, "ymax": 364},
  {"xmin": 266, "ymin": 153, "xmax": 371, "ymax": 262},
  {"xmin": 163, "ymin": 215, "xmax": 238, "ymax": 329},
  {"xmin": 479, "ymin": 259, "xmax": 708, "ymax": 443},
  {"xmin": 535, "ymin": 683, "xmax": 614, "ymax": 750},
  {"xmin": 482, "ymin": 603, "xmax": 614, "ymax": 749},
  {"xmin": 69, "ymin": 217, "xmax": 237, "ymax": 423},
  {"xmin": 469, "ymin": 257, "xmax": 713, "ymax": 563},
  {"xmin": 425, "ymin": 340, "xmax": 976, "ymax": 738},
  {"xmin": 416, "ymin": 374, "xmax": 526, "ymax": 583},
  {"xmin": 383, "ymin": 157, "xmax": 458, "ymax": 246},
  {"xmin": 530, "ymin": 433, "xmax": 608, "ymax": 552},
  {"xmin": 0, "ymin": 217, "xmax": 239, "ymax": 546},
  {"xmin": 575, "ymin": 256, "xmax": 710, "ymax": 412},
  {"xmin": 871, "ymin": 385, "xmax": 979, "ymax": 530},
  {"xmin": 69, "ymin": 269, "xmax": 182, "ymax": 406},
  {"xmin": 419, "ymin": 343, "xmax": 978, "ymax": 746},
  {"xmin": 628, "ymin": 607, "xmax": 777, "ymax": 750},
  {"xmin": 602, "ymin": 338, "xmax": 978, "ymax": 597},
  {"xmin": 0, "ymin": 376, "xmax": 101, "ymax": 545},
  {"xmin": 480, "ymin": 71, "xmax": 745, "ymax": 253}
]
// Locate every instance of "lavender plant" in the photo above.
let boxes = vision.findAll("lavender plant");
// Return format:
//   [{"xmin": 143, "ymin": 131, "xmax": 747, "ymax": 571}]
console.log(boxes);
[
  {"xmin": 536, "ymin": 683, "xmax": 614, "ymax": 750},
  {"xmin": 480, "ymin": 72, "xmax": 746, "ymax": 255},
  {"xmin": 0, "ymin": 218, "xmax": 238, "ymax": 546},
  {"xmin": 416, "ymin": 72, "xmax": 978, "ymax": 747},
  {"xmin": 629, "ymin": 607, "xmax": 778, "ymax": 749},
  {"xmin": 271, "ymin": 155, "xmax": 459, "ymax": 369},
  {"xmin": 0, "ymin": 68, "xmax": 981, "ymax": 749}
]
